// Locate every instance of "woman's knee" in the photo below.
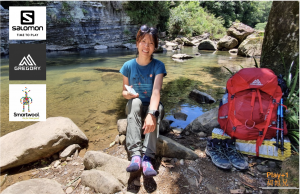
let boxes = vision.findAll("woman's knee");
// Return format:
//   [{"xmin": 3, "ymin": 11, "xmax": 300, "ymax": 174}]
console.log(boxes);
[{"xmin": 126, "ymin": 98, "xmax": 142, "ymax": 115}]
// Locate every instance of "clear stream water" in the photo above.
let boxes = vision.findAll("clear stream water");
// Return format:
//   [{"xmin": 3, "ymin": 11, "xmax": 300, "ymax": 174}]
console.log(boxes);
[{"xmin": 0, "ymin": 46, "xmax": 258, "ymax": 150}]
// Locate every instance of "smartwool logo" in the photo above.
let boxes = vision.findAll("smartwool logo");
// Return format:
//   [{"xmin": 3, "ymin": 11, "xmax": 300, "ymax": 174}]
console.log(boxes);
[
  {"xmin": 9, "ymin": 7, "xmax": 46, "ymax": 40},
  {"xmin": 9, "ymin": 84, "xmax": 46, "ymax": 121},
  {"xmin": 9, "ymin": 44, "xmax": 46, "ymax": 80}
]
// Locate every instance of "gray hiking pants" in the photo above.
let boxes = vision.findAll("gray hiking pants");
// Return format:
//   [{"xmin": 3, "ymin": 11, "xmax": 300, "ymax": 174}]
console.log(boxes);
[{"xmin": 125, "ymin": 98, "xmax": 164, "ymax": 159}]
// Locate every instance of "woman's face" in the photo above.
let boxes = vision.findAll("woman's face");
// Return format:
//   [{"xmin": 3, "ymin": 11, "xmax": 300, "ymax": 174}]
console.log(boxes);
[{"xmin": 136, "ymin": 34, "xmax": 155, "ymax": 59}]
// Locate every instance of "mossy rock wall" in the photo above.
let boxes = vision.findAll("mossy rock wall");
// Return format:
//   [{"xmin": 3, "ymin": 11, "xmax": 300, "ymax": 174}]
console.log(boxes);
[{"xmin": 260, "ymin": 1, "xmax": 299, "ymax": 76}]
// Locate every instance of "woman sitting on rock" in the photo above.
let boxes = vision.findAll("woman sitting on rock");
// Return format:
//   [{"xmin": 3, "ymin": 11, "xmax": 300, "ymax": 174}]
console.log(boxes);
[{"xmin": 119, "ymin": 25, "xmax": 167, "ymax": 176}]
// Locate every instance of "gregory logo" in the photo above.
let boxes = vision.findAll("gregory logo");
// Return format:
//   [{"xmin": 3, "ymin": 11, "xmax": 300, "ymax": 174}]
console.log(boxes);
[
  {"xmin": 9, "ymin": 44, "xmax": 46, "ymax": 80},
  {"xmin": 250, "ymin": 79, "xmax": 263, "ymax": 86},
  {"xmin": 21, "ymin": 11, "xmax": 34, "ymax": 24},
  {"xmin": 9, "ymin": 7, "xmax": 46, "ymax": 40},
  {"xmin": 9, "ymin": 85, "xmax": 46, "ymax": 121},
  {"xmin": 15, "ymin": 54, "xmax": 41, "ymax": 71}
]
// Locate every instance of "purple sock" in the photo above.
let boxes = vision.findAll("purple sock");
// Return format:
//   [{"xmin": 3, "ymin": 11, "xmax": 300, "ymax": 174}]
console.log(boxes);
[
  {"xmin": 126, "ymin": 155, "xmax": 141, "ymax": 172},
  {"xmin": 142, "ymin": 155, "xmax": 157, "ymax": 177}
]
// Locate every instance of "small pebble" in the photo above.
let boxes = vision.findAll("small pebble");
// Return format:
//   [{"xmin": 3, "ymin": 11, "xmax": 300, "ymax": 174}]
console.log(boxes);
[
  {"xmin": 85, "ymin": 187, "xmax": 91, "ymax": 191},
  {"xmin": 66, "ymin": 157, "xmax": 72, "ymax": 161},
  {"xmin": 66, "ymin": 187, "xmax": 73, "ymax": 194},
  {"xmin": 185, "ymin": 131, "xmax": 190, "ymax": 136},
  {"xmin": 180, "ymin": 159, "xmax": 184, "ymax": 165},
  {"xmin": 54, "ymin": 160, "xmax": 61, "ymax": 168}
]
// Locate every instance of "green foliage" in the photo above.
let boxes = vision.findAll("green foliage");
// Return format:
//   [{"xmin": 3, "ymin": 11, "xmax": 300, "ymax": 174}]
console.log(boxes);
[
  {"xmin": 82, "ymin": 8, "xmax": 88, "ymax": 16},
  {"xmin": 123, "ymin": 29, "xmax": 130, "ymax": 36},
  {"xmin": 62, "ymin": 2, "xmax": 72, "ymax": 12},
  {"xmin": 255, "ymin": 22, "xmax": 267, "ymax": 30},
  {"xmin": 281, "ymin": 58, "xmax": 299, "ymax": 152},
  {"xmin": 200, "ymin": 1, "xmax": 272, "ymax": 28},
  {"xmin": 123, "ymin": 1, "xmax": 170, "ymax": 32},
  {"xmin": 168, "ymin": 1, "xmax": 226, "ymax": 38}
]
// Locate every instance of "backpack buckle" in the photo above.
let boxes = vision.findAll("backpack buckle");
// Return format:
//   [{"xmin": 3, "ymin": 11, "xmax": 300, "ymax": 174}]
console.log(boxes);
[
  {"xmin": 232, "ymin": 126, "xmax": 236, "ymax": 131},
  {"xmin": 259, "ymin": 131, "xmax": 263, "ymax": 136}
]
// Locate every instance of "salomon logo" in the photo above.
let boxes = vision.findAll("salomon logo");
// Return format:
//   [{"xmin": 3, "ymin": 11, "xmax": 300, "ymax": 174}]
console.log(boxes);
[
  {"xmin": 21, "ymin": 11, "xmax": 34, "ymax": 25},
  {"xmin": 250, "ymin": 79, "xmax": 263, "ymax": 86}
]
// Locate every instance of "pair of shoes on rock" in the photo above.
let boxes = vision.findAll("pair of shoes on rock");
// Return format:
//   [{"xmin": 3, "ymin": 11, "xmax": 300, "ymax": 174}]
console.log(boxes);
[
  {"xmin": 205, "ymin": 138, "xmax": 248, "ymax": 170},
  {"xmin": 126, "ymin": 155, "xmax": 157, "ymax": 177}
]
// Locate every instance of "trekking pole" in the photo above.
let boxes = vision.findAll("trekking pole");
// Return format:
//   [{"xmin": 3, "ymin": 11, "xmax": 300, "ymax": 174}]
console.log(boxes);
[
  {"xmin": 274, "ymin": 103, "xmax": 281, "ymax": 149},
  {"xmin": 280, "ymin": 98, "xmax": 285, "ymax": 155}
]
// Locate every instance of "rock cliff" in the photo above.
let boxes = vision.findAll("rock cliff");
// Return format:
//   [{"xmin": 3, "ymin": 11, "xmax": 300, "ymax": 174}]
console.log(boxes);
[{"xmin": 1, "ymin": 1, "xmax": 138, "ymax": 55}]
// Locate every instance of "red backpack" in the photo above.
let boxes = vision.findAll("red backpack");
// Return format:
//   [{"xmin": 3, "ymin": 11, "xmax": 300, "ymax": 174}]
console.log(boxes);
[{"xmin": 218, "ymin": 68, "xmax": 287, "ymax": 156}]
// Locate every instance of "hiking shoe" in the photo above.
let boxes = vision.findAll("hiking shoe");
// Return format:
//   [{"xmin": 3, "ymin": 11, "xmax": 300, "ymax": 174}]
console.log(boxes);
[
  {"xmin": 222, "ymin": 139, "xmax": 248, "ymax": 170},
  {"xmin": 142, "ymin": 155, "xmax": 157, "ymax": 177},
  {"xmin": 205, "ymin": 138, "xmax": 232, "ymax": 169},
  {"xmin": 126, "ymin": 155, "xmax": 141, "ymax": 172}
]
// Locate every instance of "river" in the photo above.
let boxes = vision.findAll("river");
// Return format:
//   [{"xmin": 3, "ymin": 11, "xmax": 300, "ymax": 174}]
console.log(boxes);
[{"xmin": 0, "ymin": 46, "xmax": 258, "ymax": 151}]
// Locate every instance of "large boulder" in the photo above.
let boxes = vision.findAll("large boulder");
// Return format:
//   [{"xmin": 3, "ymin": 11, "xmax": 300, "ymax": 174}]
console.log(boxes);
[
  {"xmin": 157, "ymin": 135, "xmax": 198, "ymax": 160},
  {"xmin": 81, "ymin": 169, "xmax": 123, "ymax": 194},
  {"xmin": 182, "ymin": 37, "xmax": 196, "ymax": 46},
  {"xmin": 159, "ymin": 119, "xmax": 171, "ymax": 134},
  {"xmin": 185, "ymin": 107, "xmax": 220, "ymax": 135},
  {"xmin": 227, "ymin": 22, "xmax": 255, "ymax": 43},
  {"xmin": 83, "ymin": 151, "xmax": 129, "ymax": 186},
  {"xmin": 260, "ymin": 1, "xmax": 299, "ymax": 78},
  {"xmin": 217, "ymin": 35, "xmax": 238, "ymax": 50},
  {"xmin": 117, "ymin": 119, "xmax": 127, "ymax": 135},
  {"xmin": 189, "ymin": 89, "xmax": 216, "ymax": 104},
  {"xmin": 238, "ymin": 34, "xmax": 262, "ymax": 57},
  {"xmin": 0, "ymin": 117, "xmax": 88, "ymax": 172},
  {"xmin": 198, "ymin": 40, "xmax": 217, "ymax": 50},
  {"xmin": 1, "ymin": 178, "xmax": 65, "ymax": 194}
]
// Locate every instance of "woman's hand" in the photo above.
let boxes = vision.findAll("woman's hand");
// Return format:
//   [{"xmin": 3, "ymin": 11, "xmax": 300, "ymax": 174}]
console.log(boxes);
[
  {"xmin": 143, "ymin": 114, "xmax": 156, "ymax": 134},
  {"xmin": 123, "ymin": 90, "xmax": 139, "ymax": 99}
]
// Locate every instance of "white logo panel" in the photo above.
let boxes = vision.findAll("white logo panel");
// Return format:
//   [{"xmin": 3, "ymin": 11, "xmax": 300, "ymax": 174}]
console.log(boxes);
[
  {"xmin": 9, "ymin": 7, "xmax": 46, "ymax": 40},
  {"xmin": 9, "ymin": 84, "xmax": 46, "ymax": 121}
]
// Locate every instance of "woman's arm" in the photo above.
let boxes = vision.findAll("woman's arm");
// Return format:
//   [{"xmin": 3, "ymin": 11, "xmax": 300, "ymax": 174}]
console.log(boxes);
[
  {"xmin": 143, "ymin": 73, "xmax": 164, "ymax": 134},
  {"xmin": 122, "ymin": 76, "xmax": 139, "ymax": 99}
]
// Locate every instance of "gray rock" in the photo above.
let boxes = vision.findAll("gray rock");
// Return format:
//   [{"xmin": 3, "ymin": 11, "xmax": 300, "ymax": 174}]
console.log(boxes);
[
  {"xmin": 1, "ymin": 178, "xmax": 65, "ymax": 194},
  {"xmin": 197, "ymin": 132, "xmax": 207, "ymax": 137},
  {"xmin": 115, "ymin": 135, "xmax": 120, "ymax": 144},
  {"xmin": 157, "ymin": 135, "xmax": 198, "ymax": 160},
  {"xmin": 81, "ymin": 169, "xmax": 123, "ymax": 194},
  {"xmin": 227, "ymin": 22, "xmax": 255, "ymax": 43},
  {"xmin": 229, "ymin": 49, "xmax": 238, "ymax": 54},
  {"xmin": 267, "ymin": 161, "xmax": 277, "ymax": 168},
  {"xmin": 94, "ymin": 45, "xmax": 108, "ymax": 50},
  {"xmin": 122, "ymin": 43, "xmax": 137, "ymax": 49},
  {"xmin": 83, "ymin": 151, "xmax": 130, "ymax": 185},
  {"xmin": 53, "ymin": 160, "xmax": 61, "ymax": 168},
  {"xmin": 171, "ymin": 54, "xmax": 193, "ymax": 59},
  {"xmin": 159, "ymin": 119, "xmax": 171, "ymax": 134},
  {"xmin": 119, "ymin": 135, "xmax": 126, "ymax": 145},
  {"xmin": 198, "ymin": 40, "xmax": 217, "ymax": 50},
  {"xmin": 0, "ymin": 117, "xmax": 88, "ymax": 172},
  {"xmin": 238, "ymin": 34, "xmax": 262, "ymax": 57},
  {"xmin": 189, "ymin": 89, "xmax": 216, "ymax": 104},
  {"xmin": 60, "ymin": 144, "xmax": 81, "ymax": 160},
  {"xmin": 185, "ymin": 107, "xmax": 220, "ymax": 134},
  {"xmin": 174, "ymin": 112, "xmax": 188, "ymax": 121},
  {"xmin": 185, "ymin": 131, "xmax": 190, "ymax": 136},
  {"xmin": 173, "ymin": 128, "xmax": 184, "ymax": 134},
  {"xmin": 117, "ymin": 119, "xmax": 127, "ymax": 135},
  {"xmin": 217, "ymin": 35, "xmax": 238, "ymax": 50},
  {"xmin": 65, "ymin": 187, "xmax": 73, "ymax": 194},
  {"xmin": 182, "ymin": 37, "xmax": 196, "ymax": 46},
  {"xmin": 256, "ymin": 165, "xmax": 269, "ymax": 173}
]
